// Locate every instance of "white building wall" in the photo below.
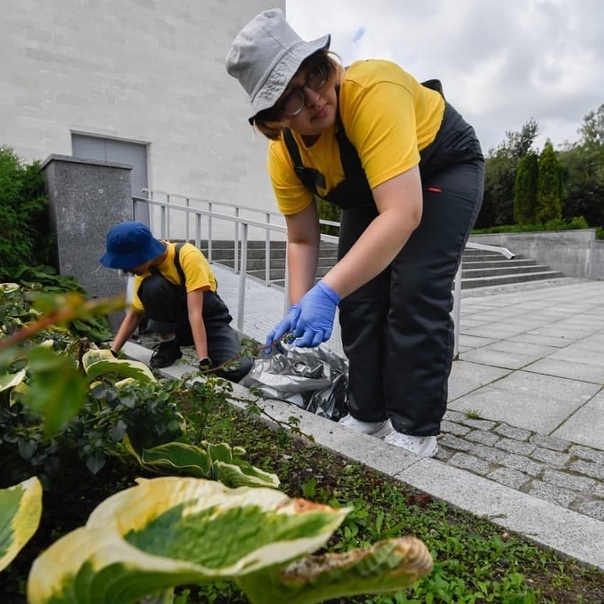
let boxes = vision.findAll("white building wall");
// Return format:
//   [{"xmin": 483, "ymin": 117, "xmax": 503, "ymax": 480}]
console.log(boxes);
[{"xmin": 0, "ymin": 0, "xmax": 282, "ymax": 222}]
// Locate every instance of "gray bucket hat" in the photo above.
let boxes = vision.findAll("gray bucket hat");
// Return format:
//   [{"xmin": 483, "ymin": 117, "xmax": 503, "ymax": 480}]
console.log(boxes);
[{"xmin": 226, "ymin": 8, "xmax": 330, "ymax": 121}]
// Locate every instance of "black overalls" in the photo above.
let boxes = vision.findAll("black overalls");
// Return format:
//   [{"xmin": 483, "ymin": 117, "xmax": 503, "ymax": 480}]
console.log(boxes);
[
  {"xmin": 137, "ymin": 245, "xmax": 252, "ymax": 382},
  {"xmin": 284, "ymin": 82, "xmax": 484, "ymax": 436}
]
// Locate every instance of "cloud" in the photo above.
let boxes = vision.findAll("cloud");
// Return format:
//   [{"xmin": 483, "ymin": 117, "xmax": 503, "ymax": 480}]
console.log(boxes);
[
  {"xmin": 285, "ymin": 0, "xmax": 603, "ymax": 151},
  {"xmin": 352, "ymin": 27, "xmax": 365, "ymax": 44}
]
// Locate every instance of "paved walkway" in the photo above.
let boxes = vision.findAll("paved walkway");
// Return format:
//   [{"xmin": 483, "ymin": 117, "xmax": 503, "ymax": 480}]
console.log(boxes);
[{"xmin": 124, "ymin": 268, "xmax": 604, "ymax": 570}]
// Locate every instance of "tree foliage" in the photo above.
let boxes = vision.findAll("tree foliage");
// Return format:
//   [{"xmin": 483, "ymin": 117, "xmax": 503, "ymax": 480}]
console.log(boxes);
[
  {"xmin": 478, "ymin": 120, "xmax": 539, "ymax": 228},
  {"xmin": 514, "ymin": 152, "xmax": 539, "ymax": 225},
  {"xmin": 481, "ymin": 106, "xmax": 604, "ymax": 232},
  {"xmin": 559, "ymin": 104, "xmax": 604, "ymax": 227}
]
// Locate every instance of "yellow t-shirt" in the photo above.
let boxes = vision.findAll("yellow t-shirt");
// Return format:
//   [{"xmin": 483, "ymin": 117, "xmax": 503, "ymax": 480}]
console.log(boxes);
[
  {"xmin": 131, "ymin": 242, "xmax": 216, "ymax": 312},
  {"xmin": 268, "ymin": 59, "xmax": 445, "ymax": 215}
]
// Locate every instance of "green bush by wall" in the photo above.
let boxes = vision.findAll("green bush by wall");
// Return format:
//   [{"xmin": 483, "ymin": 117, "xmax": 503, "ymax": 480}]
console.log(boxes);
[{"xmin": 0, "ymin": 146, "xmax": 53, "ymax": 279}]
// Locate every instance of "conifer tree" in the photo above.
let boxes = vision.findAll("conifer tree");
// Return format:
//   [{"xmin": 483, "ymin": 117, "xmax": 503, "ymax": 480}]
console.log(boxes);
[{"xmin": 535, "ymin": 141, "xmax": 563, "ymax": 223}]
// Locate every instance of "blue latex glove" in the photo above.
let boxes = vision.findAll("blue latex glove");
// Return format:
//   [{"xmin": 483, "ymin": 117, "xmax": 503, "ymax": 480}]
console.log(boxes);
[
  {"xmin": 293, "ymin": 281, "xmax": 341, "ymax": 348},
  {"xmin": 265, "ymin": 304, "xmax": 301, "ymax": 352}
]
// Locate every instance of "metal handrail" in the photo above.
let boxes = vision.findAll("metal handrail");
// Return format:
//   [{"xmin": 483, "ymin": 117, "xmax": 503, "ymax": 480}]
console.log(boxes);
[
  {"xmin": 133, "ymin": 194, "xmax": 513, "ymax": 358},
  {"xmin": 143, "ymin": 189, "xmax": 285, "ymax": 279},
  {"xmin": 452, "ymin": 243, "xmax": 515, "ymax": 358}
]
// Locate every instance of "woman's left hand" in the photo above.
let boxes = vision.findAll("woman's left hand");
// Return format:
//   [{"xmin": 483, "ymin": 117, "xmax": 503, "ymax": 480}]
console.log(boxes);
[{"xmin": 293, "ymin": 281, "xmax": 341, "ymax": 347}]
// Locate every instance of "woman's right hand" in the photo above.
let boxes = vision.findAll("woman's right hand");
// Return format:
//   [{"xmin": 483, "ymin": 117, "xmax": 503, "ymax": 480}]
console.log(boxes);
[{"xmin": 265, "ymin": 304, "xmax": 301, "ymax": 352}]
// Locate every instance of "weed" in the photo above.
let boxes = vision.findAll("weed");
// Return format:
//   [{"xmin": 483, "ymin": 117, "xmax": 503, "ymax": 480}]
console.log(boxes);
[{"xmin": 464, "ymin": 409, "xmax": 483, "ymax": 420}]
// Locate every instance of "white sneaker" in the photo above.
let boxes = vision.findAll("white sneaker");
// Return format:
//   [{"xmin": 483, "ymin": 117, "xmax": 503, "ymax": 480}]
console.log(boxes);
[
  {"xmin": 384, "ymin": 431, "xmax": 438, "ymax": 457},
  {"xmin": 338, "ymin": 414, "xmax": 393, "ymax": 439}
]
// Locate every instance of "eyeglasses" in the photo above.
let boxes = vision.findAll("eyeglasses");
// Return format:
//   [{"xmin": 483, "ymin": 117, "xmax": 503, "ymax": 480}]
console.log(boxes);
[{"xmin": 280, "ymin": 63, "xmax": 328, "ymax": 117}]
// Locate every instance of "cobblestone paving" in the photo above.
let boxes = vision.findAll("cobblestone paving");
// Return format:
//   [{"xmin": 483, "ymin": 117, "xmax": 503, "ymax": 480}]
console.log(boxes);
[{"xmin": 438, "ymin": 409, "xmax": 604, "ymax": 522}]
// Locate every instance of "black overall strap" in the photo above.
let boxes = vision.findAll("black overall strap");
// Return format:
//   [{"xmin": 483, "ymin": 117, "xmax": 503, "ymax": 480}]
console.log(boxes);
[
  {"xmin": 281, "ymin": 86, "xmax": 372, "ymax": 210},
  {"xmin": 421, "ymin": 78, "xmax": 445, "ymax": 99},
  {"xmin": 283, "ymin": 128, "xmax": 326, "ymax": 195},
  {"xmin": 173, "ymin": 243, "xmax": 186, "ymax": 287},
  {"xmin": 334, "ymin": 98, "xmax": 367, "ymax": 187},
  {"xmin": 283, "ymin": 80, "xmax": 446, "ymax": 209}
]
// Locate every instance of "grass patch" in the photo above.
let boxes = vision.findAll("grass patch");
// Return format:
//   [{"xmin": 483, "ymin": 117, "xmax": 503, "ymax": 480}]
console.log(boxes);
[{"xmin": 178, "ymin": 402, "xmax": 604, "ymax": 603}]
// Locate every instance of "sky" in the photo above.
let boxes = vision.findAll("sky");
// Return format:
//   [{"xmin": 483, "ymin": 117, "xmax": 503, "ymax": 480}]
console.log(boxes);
[{"xmin": 286, "ymin": 0, "xmax": 604, "ymax": 154}]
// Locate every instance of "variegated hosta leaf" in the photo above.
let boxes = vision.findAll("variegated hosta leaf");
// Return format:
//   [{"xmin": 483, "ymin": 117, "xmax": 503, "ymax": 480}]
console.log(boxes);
[
  {"xmin": 27, "ymin": 526, "xmax": 205, "ymax": 604},
  {"xmin": 204, "ymin": 441, "xmax": 280, "ymax": 488},
  {"xmin": 237, "ymin": 536, "xmax": 433, "ymax": 604},
  {"xmin": 81, "ymin": 349, "xmax": 156, "ymax": 383},
  {"xmin": 28, "ymin": 477, "xmax": 351, "ymax": 603},
  {"xmin": 0, "ymin": 369, "xmax": 26, "ymax": 393},
  {"xmin": 9, "ymin": 380, "xmax": 30, "ymax": 407},
  {"xmin": 125, "ymin": 438, "xmax": 280, "ymax": 489},
  {"xmin": 0, "ymin": 477, "xmax": 43, "ymax": 572},
  {"xmin": 213, "ymin": 459, "xmax": 280, "ymax": 489},
  {"xmin": 126, "ymin": 440, "xmax": 213, "ymax": 479},
  {"xmin": 0, "ymin": 283, "xmax": 20, "ymax": 293}
]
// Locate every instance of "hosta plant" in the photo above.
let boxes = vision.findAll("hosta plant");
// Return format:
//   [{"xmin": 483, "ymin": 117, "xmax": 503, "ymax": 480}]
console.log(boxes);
[
  {"xmin": 27, "ymin": 476, "xmax": 432, "ymax": 604},
  {"xmin": 0, "ymin": 477, "xmax": 42, "ymax": 572},
  {"xmin": 125, "ymin": 437, "xmax": 280, "ymax": 489}
]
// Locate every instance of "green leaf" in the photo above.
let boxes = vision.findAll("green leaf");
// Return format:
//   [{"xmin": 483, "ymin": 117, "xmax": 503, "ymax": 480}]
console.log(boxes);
[
  {"xmin": 0, "ymin": 369, "xmax": 26, "ymax": 392},
  {"xmin": 86, "ymin": 450, "xmax": 106, "ymax": 475},
  {"xmin": 213, "ymin": 459, "xmax": 280, "ymax": 489},
  {"xmin": 26, "ymin": 347, "xmax": 88, "ymax": 435},
  {"xmin": 237, "ymin": 537, "xmax": 433, "ymax": 604},
  {"xmin": 0, "ymin": 283, "xmax": 20, "ymax": 294},
  {"xmin": 0, "ymin": 477, "xmax": 43, "ymax": 572},
  {"xmin": 82, "ymin": 349, "xmax": 156, "ymax": 383},
  {"xmin": 132, "ymin": 441, "xmax": 213, "ymax": 479},
  {"xmin": 125, "ymin": 439, "xmax": 280, "ymax": 489},
  {"xmin": 27, "ymin": 477, "xmax": 351, "ymax": 603}
]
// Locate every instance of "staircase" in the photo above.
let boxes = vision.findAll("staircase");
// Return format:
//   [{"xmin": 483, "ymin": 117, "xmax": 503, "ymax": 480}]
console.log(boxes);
[
  {"xmin": 460, "ymin": 248, "xmax": 564, "ymax": 289},
  {"xmin": 199, "ymin": 240, "xmax": 565, "ymax": 290}
]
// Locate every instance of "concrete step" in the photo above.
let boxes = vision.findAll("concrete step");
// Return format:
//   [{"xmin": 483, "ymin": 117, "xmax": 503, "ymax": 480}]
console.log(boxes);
[
  {"xmin": 461, "ymin": 264, "xmax": 555, "ymax": 279},
  {"xmin": 462, "ymin": 270, "xmax": 565, "ymax": 289},
  {"xmin": 463, "ymin": 259, "xmax": 534, "ymax": 269},
  {"xmin": 264, "ymin": 270, "xmax": 567, "ymax": 292},
  {"xmin": 241, "ymin": 264, "xmax": 336, "ymax": 281},
  {"xmin": 205, "ymin": 240, "xmax": 565, "ymax": 291}
]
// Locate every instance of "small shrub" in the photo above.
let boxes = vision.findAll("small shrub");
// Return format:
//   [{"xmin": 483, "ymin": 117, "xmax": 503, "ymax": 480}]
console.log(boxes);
[{"xmin": 316, "ymin": 196, "xmax": 341, "ymax": 236}]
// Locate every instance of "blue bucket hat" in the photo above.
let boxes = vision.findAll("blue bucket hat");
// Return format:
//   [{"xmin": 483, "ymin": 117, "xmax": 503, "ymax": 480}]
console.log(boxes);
[{"xmin": 100, "ymin": 221, "xmax": 166, "ymax": 270}]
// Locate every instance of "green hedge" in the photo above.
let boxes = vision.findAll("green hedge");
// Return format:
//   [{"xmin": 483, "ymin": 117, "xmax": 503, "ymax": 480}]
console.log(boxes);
[{"xmin": 472, "ymin": 216, "xmax": 596, "ymax": 236}]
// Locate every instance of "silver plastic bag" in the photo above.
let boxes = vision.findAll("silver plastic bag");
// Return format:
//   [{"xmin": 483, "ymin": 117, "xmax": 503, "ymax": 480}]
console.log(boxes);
[{"xmin": 241, "ymin": 345, "xmax": 348, "ymax": 420}]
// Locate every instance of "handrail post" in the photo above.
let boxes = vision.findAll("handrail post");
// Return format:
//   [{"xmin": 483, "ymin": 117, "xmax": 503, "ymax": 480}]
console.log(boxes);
[
  {"xmin": 185, "ymin": 197, "xmax": 190, "ymax": 242},
  {"xmin": 195, "ymin": 213, "xmax": 201, "ymax": 250},
  {"xmin": 265, "ymin": 212, "xmax": 271, "ymax": 285},
  {"xmin": 207, "ymin": 202, "xmax": 213, "ymax": 263},
  {"xmin": 160, "ymin": 205, "xmax": 167, "ymax": 239},
  {"xmin": 166, "ymin": 194, "xmax": 170, "ymax": 240},
  {"xmin": 233, "ymin": 207, "xmax": 240, "ymax": 273},
  {"xmin": 237, "ymin": 223, "xmax": 248, "ymax": 331},
  {"xmin": 283, "ymin": 243, "xmax": 290, "ymax": 315},
  {"xmin": 453, "ymin": 261, "xmax": 462, "ymax": 359}
]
